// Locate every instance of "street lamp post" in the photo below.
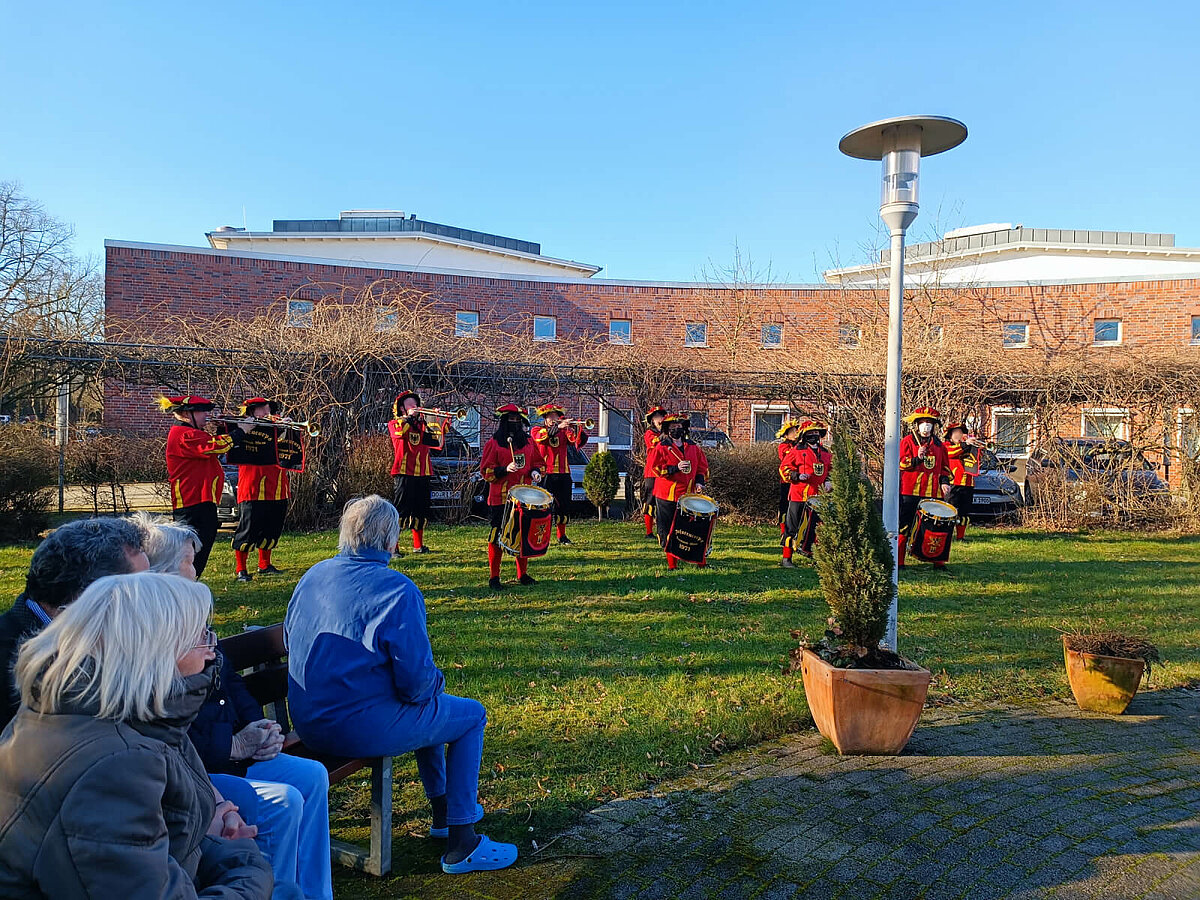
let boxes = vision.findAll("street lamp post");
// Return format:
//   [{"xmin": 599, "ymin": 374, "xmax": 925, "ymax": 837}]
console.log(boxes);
[{"xmin": 839, "ymin": 116, "xmax": 967, "ymax": 652}]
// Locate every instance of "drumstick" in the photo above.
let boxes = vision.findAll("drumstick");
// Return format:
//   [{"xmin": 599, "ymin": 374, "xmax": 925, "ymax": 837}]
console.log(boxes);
[{"xmin": 507, "ymin": 436, "xmax": 516, "ymax": 465}]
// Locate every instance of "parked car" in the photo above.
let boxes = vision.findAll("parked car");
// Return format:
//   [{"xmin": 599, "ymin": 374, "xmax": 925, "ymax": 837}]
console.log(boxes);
[
  {"xmin": 965, "ymin": 449, "xmax": 1024, "ymax": 521},
  {"xmin": 1024, "ymin": 438, "xmax": 1168, "ymax": 508},
  {"xmin": 690, "ymin": 428, "xmax": 733, "ymax": 450},
  {"xmin": 217, "ymin": 464, "xmax": 240, "ymax": 523},
  {"xmin": 430, "ymin": 428, "xmax": 485, "ymax": 517}
]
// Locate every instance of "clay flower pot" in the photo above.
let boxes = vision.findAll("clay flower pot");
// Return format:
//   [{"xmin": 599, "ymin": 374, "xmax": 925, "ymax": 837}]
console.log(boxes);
[
  {"xmin": 1063, "ymin": 636, "xmax": 1145, "ymax": 715},
  {"xmin": 800, "ymin": 648, "xmax": 931, "ymax": 755}
]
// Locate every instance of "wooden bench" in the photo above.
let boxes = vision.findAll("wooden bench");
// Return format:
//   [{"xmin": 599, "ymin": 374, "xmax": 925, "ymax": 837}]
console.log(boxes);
[{"xmin": 218, "ymin": 624, "xmax": 394, "ymax": 876}]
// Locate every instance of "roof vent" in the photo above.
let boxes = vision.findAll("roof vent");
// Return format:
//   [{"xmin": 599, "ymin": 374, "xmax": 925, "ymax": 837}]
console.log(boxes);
[
  {"xmin": 212, "ymin": 225, "xmax": 245, "ymax": 233},
  {"xmin": 944, "ymin": 223, "xmax": 1013, "ymax": 240},
  {"xmin": 340, "ymin": 210, "xmax": 406, "ymax": 219}
]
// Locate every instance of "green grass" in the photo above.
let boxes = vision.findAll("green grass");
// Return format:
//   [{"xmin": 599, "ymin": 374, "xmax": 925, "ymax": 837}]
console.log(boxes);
[{"xmin": 2, "ymin": 521, "xmax": 1198, "ymax": 897}]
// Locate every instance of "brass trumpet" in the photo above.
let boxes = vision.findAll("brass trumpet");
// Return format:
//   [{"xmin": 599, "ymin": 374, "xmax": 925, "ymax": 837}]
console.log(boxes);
[
  {"xmin": 210, "ymin": 414, "xmax": 320, "ymax": 438},
  {"xmin": 407, "ymin": 407, "xmax": 468, "ymax": 421},
  {"xmin": 553, "ymin": 417, "xmax": 595, "ymax": 430}
]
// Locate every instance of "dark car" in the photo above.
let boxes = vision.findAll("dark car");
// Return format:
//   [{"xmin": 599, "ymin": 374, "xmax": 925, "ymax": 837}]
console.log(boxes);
[
  {"xmin": 218, "ymin": 464, "xmax": 240, "ymax": 523},
  {"xmin": 965, "ymin": 449, "xmax": 1024, "ymax": 521},
  {"xmin": 430, "ymin": 429, "xmax": 487, "ymax": 518},
  {"xmin": 690, "ymin": 428, "xmax": 734, "ymax": 450},
  {"xmin": 1024, "ymin": 438, "xmax": 1168, "ymax": 510}
]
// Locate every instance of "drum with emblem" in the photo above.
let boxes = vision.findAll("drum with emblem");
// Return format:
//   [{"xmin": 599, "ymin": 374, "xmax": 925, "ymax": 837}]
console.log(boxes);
[
  {"xmin": 499, "ymin": 485, "xmax": 555, "ymax": 557},
  {"xmin": 908, "ymin": 499, "xmax": 958, "ymax": 563},
  {"xmin": 665, "ymin": 493, "xmax": 719, "ymax": 565}
]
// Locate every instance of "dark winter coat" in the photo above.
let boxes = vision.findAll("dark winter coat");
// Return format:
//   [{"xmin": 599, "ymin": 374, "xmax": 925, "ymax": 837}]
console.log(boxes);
[{"xmin": 188, "ymin": 654, "xmax": 265, "ymax": 777}]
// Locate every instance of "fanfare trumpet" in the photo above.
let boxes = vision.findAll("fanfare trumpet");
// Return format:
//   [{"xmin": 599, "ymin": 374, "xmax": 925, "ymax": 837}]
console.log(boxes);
[
  {"xmin": 408, "ymin": 407, "xmax": 469, "ymax": 421},
  {"xmin": 555, "ymin": 417, "xmax": 595, "ymax": 430},
  {"xmin": 210, "ymin": 414, "xmax": 320, "ymax": 438}
]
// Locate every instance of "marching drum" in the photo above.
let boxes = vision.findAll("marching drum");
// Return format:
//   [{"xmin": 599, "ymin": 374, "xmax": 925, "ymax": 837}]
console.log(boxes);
[
  {"xmin": 666, "ymin": 493, "xmax": 719, "ymax": 565},
  {"xmin": 499, "ymin": 485, "xmax": 555, "ymax": 557},
  {"xmin": 908, "ymin": 499, "xmax": 958, "ymax": 563}
]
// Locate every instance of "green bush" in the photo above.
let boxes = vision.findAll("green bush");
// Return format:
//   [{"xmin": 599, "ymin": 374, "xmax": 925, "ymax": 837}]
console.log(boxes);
[
  {"xmin": 705, "ymin": 442, "xmax": 780, "ymax": 523},
  {"xmin": 0, "ymin": 426, "xmax": 57, "ymax": 540},
  {"xmin": 583, "ymin": 450, "xmax": 620, "ymax": 517}
]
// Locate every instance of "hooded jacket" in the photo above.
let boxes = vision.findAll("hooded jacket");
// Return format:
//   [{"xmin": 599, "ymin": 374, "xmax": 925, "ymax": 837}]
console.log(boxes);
[{"xmin": 0, "ymin": 664, "xmax": 272, "ymax": 899}]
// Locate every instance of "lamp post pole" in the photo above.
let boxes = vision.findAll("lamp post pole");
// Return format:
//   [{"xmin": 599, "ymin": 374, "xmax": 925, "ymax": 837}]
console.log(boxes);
[{"xmin": 839, "ymin": 116, "xmax": 967, "ymax": 652}]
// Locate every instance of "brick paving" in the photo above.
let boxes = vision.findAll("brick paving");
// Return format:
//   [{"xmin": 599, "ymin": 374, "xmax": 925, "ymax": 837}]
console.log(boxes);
[{"xmin": 544, "ymin": 689, "xmax": 1200, "ymax": 899}]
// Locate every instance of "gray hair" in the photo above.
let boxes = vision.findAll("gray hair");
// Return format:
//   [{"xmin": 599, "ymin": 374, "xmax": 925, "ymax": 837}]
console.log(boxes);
[
  {"xmin": 130, "ymin": 512, "xmax": 202, "ymax": 576},
  {"xmin": 24, "ymin": 517, "xmax": 145, "ymax": 610},
  {"xmin": 16, "ymin": 572, "xmax": 212, "ymax": 721},
  {"xmin": 338, "ymin": 495, "xmax": 400, "ymax": 555}
]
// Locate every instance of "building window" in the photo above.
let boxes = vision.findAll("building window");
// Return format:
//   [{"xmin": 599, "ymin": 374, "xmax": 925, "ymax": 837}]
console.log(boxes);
[
  {"xmin": 1179, "ymin": 409, "xmax": 1200, "ymax": 460},
  {"xmin": 374, "ymin": 306, "xmax": 398, "ymax": 332},
  {"xmin": 609, "ymin": 319, "xmax": 632, "ymax": 344},
  {"xmin": 685, "ymin": 411, "xmax": 709, "ymax": 428},
  {"xmin": 1002, "ymin": 322, "xmax": 1029, "ymax": 348},
  {"xmin": 761, "ymin": 323, "xmax": 783, "ymax": 348},
  {"xmin": 1082, "ymin": 408, "xmax": 1129, "ymax": 440},
  {"xmin": 1190, "ymin": 317, "xmax": 1200, "ymax": 345},
  {"xmin": 455, "ymin": 311, "xmax": 479, "ymax": 337},
  {"xmin": 1093, "ymin": 318, "xmax": 1122, "ymax": 345},
  {"xmin": 684, "ymin": 322, "xmax": 708, "ymax": 347},
  {"xmin": 838, "ymin": 324, "xmax": 861, "ymax": 349},
  {"xmin": 526, "ymin": 407, "xmax": 543, "ymax": 426},
  {"xmin": 991, "ymin": 408, "xmax": 1033, "ymax": 457},
  {"xmin": 752, "ymin": 405, "xmax": 789, "ymax": 443},
  {"xmin": 533, "ymin": 315, "xmax": 557, "ymax": 342},
  {"xmin": 928, "ymin": 324, "xmax": 944, "ymax": 344},
  {"xmin": 286, "ymin": 299, "xmax": 314, "ymax": 328},
  {"xmin": 456, "ymin": 407, "xmax": 482, "ymax": 448},
  {"xmin": 601, "ymin": 405, "xmax": 633, "ymax": 449}
]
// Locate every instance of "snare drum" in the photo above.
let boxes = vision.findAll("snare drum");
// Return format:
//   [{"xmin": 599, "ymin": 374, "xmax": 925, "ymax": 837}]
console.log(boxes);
[
  {"xmin": 665, "ymin": 493, "xmax": 719, "ymax": 565},
  {"xmin": 499, "ymin": 485, "xmax": 554, "ymax": 557},
  {"xmin": 908, "ymin": 499, "xmax": 958, "ymax": 563}
]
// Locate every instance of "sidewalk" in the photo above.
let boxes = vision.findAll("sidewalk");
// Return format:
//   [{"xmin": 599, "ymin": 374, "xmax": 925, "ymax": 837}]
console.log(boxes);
[{"xmin": 542, "ymin": 689, "xmax": 1200, "ymax": 899}]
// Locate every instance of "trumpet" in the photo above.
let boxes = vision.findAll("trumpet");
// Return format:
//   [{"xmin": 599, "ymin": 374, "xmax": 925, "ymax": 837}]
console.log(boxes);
[
  {"xmin": 552, "ymin": 417, "xmax": 595, "ymax": 430},
  {"xmin": 406, "ymin": 407, "xmax": 468, "ymax": 422},
  {"xmin": 210, "ymin": 414, "xmax": 320, "ymax": 438}
]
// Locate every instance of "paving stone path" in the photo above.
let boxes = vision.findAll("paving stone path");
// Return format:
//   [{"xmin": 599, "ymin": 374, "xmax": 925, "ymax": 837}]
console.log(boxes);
[{"xmin": 540, "ymin": 689, "xmax": 1200, "ymax": 899}]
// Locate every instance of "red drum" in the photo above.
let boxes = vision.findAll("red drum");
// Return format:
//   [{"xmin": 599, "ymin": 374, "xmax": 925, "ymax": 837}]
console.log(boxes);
[
  {"xmin": 499, "ymin": 486, "xmax": 554, "ymax": 558},
  {"xmin": 908, "ymin": 499, "xmax": 957, "ymax": 563},
  {"xmin": 666, "ymin": 493, "xmax": 718, "ymax": 565}
]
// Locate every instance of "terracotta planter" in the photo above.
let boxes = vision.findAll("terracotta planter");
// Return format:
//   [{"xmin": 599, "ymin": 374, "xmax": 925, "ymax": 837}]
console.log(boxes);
[
  {"xmin": 799, "ymin": 648, "xmax": 931, "ymax": 755},
  {"xmin": 1063, "ymin": 637, "xmax": 1145, "ymax": 714}
]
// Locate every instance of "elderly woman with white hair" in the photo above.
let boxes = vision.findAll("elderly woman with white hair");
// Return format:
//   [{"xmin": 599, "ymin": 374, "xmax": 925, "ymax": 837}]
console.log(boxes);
[
  {"xmin": 134, "ymin": 512, "xmax": 333, "ymax": 900},
  {"xmin": 0, "ymin": 572, "xmax": 273, "ymax": 897},
  {"xmin": 285, "ymin": 495, "xmax": 516, "ymax": 874}
]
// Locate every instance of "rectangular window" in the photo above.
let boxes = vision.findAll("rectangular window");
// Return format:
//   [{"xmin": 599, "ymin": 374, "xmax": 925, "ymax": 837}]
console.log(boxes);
[
  {"xmin": 684, "ymin": 322, "xmax": 707, "ymax": 347},
  {"xmin": 991, "ymin": 408, "xmax": 1034, "ymax": 457},
  {"xmin": 1081, "ymin": 408, "xmax": 1128, "ymax": 440},
  {"xmin": 1190, "ymin": 317, "xmax": 1200, "ymax": 344},
  {"xmin": 838, "ymin": 324, "xmax": 861, "ymax": 349},
  {"xmin": 533, "ymin": 315, "xmax": 557, "ymax": 342},
  {"xmin": 1093, "ymin": 318, "xmax": 1122, "ymax": 345},
  {"xmin": 761, "ymin": 323, "xmax": 783, "ymax": 348},
  {"xmin": 456, "ymin": 407, "xmax": 482, "ymax": 448},
  {"xmin": 374, "ymin": 305, "xmax": 398, "ymax": 332},
  {"xmin": 608, "ymin": 319, "xmax": 632, "ymax": 344},
  {"xmin": 455, "ymin": 311, "xmax": 479, "ymax": 337},
  {"xmin": 602, "ymin": 406, "xmax": 633, "ymax": 449},
  {"xmin": 1179, "ymin": 409, "xmax": 1200, "ymax": 459},
  {"xmin": 685, "ymin": 411, "xmax": 709, "ymax": 428},
  {"xmin": 286, "ymin": 299, "xmax": 314, "ymax": 328},
  {"xmin": 928, "ymin": 324, "xmax": 944, "ymax": 344},
  {"xmin": 1002, "ymin": 322, "xmax": 1029, "ymax": 348},
  {"xmin": 752, "ymin": 406, "xmax": 789, "ymax": 443}
]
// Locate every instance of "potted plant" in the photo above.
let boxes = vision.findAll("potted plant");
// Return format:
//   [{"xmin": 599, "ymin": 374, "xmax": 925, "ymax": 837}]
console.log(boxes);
[
  {"xmin": 583, "ymin": 449, "xmax": 620, "ymax": 520},
  {"xmin": 1062, "ymin": 630, "xmax": 1159, "ymax": 714},
  {"xmin": 788, "ymin": 431, "xmax": 931, "ymax": 755}
]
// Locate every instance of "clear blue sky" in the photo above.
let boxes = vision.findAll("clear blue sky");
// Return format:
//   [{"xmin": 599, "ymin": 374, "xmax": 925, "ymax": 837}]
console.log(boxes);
[{"xmin": 5, "ymin": 0, "xmax": 1197, "ymax": 283}]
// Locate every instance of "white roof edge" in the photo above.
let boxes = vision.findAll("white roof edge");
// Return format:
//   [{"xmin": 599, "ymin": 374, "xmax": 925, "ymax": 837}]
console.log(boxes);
[
  {"xmin": 105, "ymin": 240, "xmax": 831, "ymax": 289},
  {"xmin": 824, "ymin": 270, "xmax": 1200, "ymax": 289},
  {"xmin": 205, "ymin": 229, "xmax": 600, "ymax": 274}
]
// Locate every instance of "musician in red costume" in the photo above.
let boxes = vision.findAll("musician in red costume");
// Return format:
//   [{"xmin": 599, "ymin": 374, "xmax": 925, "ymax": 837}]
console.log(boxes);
[
  {"xmin": 944, "ymin": 422, "xmax": 982, "ymax": 541},
  {"xmin": 160, "ymin": 395, "xmax": 252, "ymax": 578},
  {"xmin": 531, "ymin": 403, "xmax": 588, "ymax": 545},
  {"xmin": 480, "ymin": 404, "xmax": 544, "ymax": 590},
  {"xmin": 388, "ymin": 390, "xmax": 444, "ymax": 553},
  {"xmin": 775, "ymin": 419, "xmax": 801, "ymax": 536},
  {"xmin": 640, "ymin": 407, "xmax": 668, "ymax": 537},
  {"xmin": 230, "ymin": 397, "xmax": 291, "ymax": 582},
  {"xmin": 647, "ymin": 413, "xmax": 710, "ymax": 570},
  {"xmin": 897, "ymin": 406, "xmax": 952, "ymax": 567},
  {"xmin": 779, "ymin": 420, "xmax": 832, "ymax": 567}
]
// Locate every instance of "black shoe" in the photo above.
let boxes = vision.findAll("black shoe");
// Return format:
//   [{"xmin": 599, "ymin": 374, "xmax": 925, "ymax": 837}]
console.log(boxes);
[
  {"xmin": 413, "ymin": 546, "xmax": 431, "ymax": 554},
  {"xmin": 235, "ymin": 571, "xmax": 253, "ymax": 583},
  {"xmin": 518, "ymin": 574, "xmax": 537, "ymax": 586},
  {"xmin": 557, "ymin": 535, "xmax": 572, "ymax": 545},
  {"xmin": 256, "ymin": 565, "xmax": 284, "ymax": 576},
  {"xmin": 780, "ymin": 558, "xmax": 796, "ymax": 569},
  {"xmin": 488, "ymin": 577, "xmax": 505, "ymax": 591}
]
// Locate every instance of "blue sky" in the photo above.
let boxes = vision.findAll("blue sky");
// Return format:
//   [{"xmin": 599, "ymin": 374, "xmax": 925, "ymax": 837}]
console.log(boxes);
[{"xmin": 4, "ymin": 1, "xmax": 1196, "ymax": 283}]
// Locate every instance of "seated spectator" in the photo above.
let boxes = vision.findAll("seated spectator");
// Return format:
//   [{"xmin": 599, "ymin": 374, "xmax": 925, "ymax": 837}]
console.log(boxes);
[
  {"xmin": 134, "ymin": 512, "xmax": 333, "ymax": 900},
  {"xmin": 0, "ymin": 516, "xmax": 149, "ymax": 730},
  {"xmin": 286, "ymin": 495, "xmax": 517, "ymax": 874},
  {"xmin": 0, "ymin": 572, "xmax": 273, "ymax": 898}
]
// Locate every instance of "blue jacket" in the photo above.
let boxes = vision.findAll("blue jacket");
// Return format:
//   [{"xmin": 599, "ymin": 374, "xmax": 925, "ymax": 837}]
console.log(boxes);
[
  {"xmin": 188, "ymin": 654, "xmax": 264, "ymax": 776},
  {"xmin": 284, "ymin": 548, "xmax": 444, "ymax": 755}
]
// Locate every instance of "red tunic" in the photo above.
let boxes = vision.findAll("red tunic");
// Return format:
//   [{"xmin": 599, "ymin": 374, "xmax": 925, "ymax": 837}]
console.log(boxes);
[
  {"xmin": 531, "ymin": 423, "xmax": 588, "ymax": 475},
  {"xmin": 388, "ymin": 418, "xmax": 443, "ymax": 477},
  {"xmin": 642, "ymin": 428, "xmax": 663, "ymax": 478},
  {"xmin": 166, "ymin": 423, "xmax": 234, "ymax": 509},
  {"xmin": 649, "ymin": 440, "xmax": 709, "ymax": 502},
  {"xmin": 945, "ymin": 442, "xmax": 979, "ymax": 487},
  {"xmin": 899, "ymin": 434, "xmax": 951, "ymax": 498},
  {"xmin": 479, "ymin": 437, "xmax": 542, "ymax": 505},
  {"xmin": 237, "ymin": 464, "xmax": 290, "ymax": 502},
  {"xmin": 777, "ymin": 440, "xmax": 796, "ymax": 485},
  {"xmin": 780, "ymin": 444, "xmax": 832, "ymax": 502}
]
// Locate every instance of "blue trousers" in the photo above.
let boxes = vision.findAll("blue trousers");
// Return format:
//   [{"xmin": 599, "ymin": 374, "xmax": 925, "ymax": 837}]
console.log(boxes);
[{"xmin": 245, "ymin": 754, "xmax": 333, "ymax": 900}]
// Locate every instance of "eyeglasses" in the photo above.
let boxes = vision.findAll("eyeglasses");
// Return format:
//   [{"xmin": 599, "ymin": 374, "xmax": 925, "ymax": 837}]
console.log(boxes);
[{"xmin": 192, "ymin": 627, "xmax": 218, "ymax": 651}]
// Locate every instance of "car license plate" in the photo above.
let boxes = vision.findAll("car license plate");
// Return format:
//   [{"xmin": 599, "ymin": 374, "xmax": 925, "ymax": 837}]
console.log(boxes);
[
  {"xmin": 975, "ymin": 496, "xmax": 992, "ymax": 504},
  {"xmin": 431, "ymin": 491, "xmax": 456, "ymax": 500}
]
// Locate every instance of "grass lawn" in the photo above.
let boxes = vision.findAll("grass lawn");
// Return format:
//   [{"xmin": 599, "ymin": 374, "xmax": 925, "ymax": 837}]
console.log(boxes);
[{"xmin": 2, "ymin": 521, "xmax": 1198, "ymax": 897}]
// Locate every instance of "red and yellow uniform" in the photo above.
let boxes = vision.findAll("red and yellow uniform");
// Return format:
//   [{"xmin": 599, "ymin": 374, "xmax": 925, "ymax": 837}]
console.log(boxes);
[
  {"xmin": 640, "ymin": 406, "xmax": 668, "ymax": 537},
  {"xmin": 945, "ymin": 422, "xmax": 979, "ymax": 541},
  {"xmin": 482, "ymin": 404, "xmax": 545, "ymax": 588},
  {"xmin": 388, "ymin": 417, "xmax": 442, "ymax": 477},
  {"xmin": 531, "ymin": 420, "xmax": 587, "ymax": 475},
  {"xmin": 532, "ymin": 404, "xmax": 589, "ymax": 541},
  {"xmin": 775, "ymin": 417, "xmax": 801, "ymax": 534},
  {"xmin": 649, "ymin": 440, "xmax": 709, "ymax": 501},
  {"xmin": 899, "ymin": 433, "xmax": 951, "ymax": 498},
  {"xmin": 780, "ymin": 420, "xmax": 831, "ymax": 563},
  {"xmin": 237, "ymin": 463, "xmax": 290, "ymax": 502},
  {"xmin": 480, "ymin": 436, "xmax": 542, "ymax": 506},
  {"xmin": 781, "ymin": 442, "xmax": 832, "ymax": 503},
  {"xmin": 388, "ymin": 391, "xmax": 445, "ymax": 552},
  {"xmin": 945, "ymin": 441, "xmax": 978, "ymax": 488},
  {"xmin": 228, "ymin": 397, "xmax": 293, "ymax": 578}
]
